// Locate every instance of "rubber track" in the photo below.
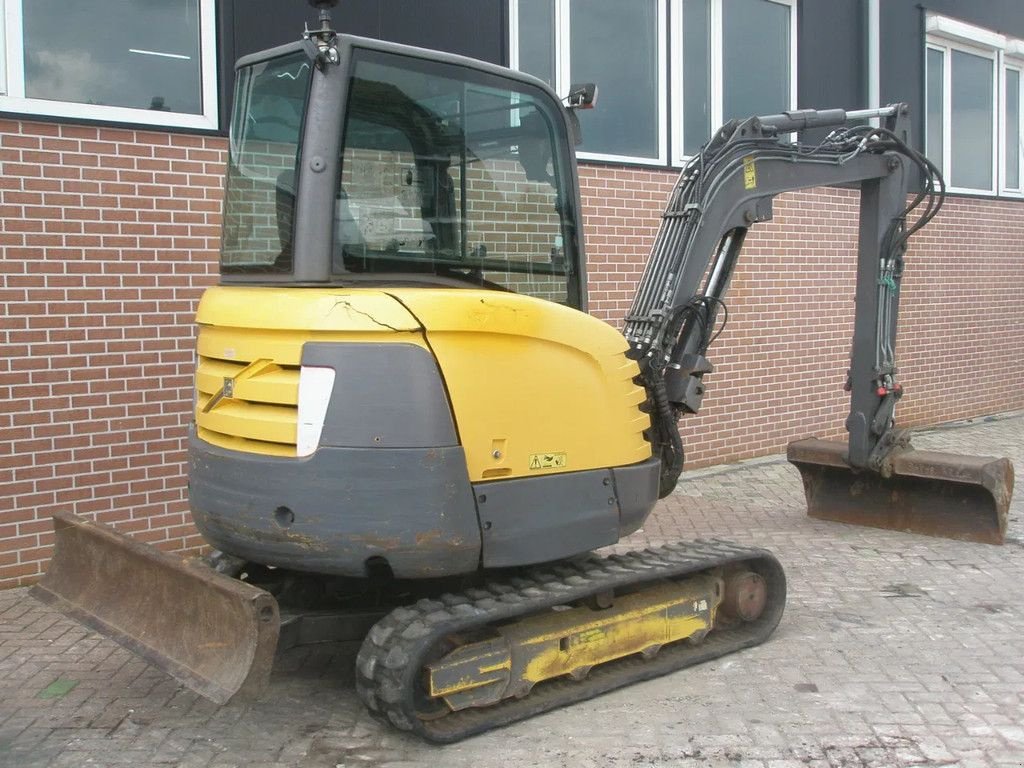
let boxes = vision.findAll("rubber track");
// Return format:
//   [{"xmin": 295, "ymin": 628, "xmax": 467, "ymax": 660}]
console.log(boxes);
[{"xmin": 355, "ymin": 539, "xmax": 786, "ymax": 743}]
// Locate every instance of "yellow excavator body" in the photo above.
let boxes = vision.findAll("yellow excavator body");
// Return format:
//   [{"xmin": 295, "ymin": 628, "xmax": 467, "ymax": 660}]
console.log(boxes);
[{"xmin": 194, "ymin": 286, "xmax": 650, "ymax": 479}]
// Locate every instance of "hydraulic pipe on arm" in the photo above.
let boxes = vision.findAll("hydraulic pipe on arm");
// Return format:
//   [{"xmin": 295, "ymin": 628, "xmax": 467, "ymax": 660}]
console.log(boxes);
[{"xmin": 626, "ymin": 104, "xmax": 1013, "ymax": 543}]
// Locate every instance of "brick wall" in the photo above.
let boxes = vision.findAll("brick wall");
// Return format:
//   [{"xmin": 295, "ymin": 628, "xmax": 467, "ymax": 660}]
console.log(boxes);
[
  {"xmin": 1, "ymin": 120, "xmax": 224, "ymax": 588},
  {"xmin": 2, "ymin": 120, "xmax": 1023, "ymax": 587},
  {"xmin": 579, "ymin": 165, "xmax": 1024, "ymax": 465}
]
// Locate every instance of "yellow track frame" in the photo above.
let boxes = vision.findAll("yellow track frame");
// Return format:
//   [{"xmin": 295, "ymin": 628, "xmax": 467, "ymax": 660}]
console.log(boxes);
[{"xmin": 427, "ymin": 574, "xmax": 723, "ymax": 711}]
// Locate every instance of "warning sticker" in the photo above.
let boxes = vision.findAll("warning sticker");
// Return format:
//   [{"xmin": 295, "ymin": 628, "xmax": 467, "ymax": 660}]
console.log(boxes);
[
  {"xmin": 743, "ymin": 155, "xmax": 757, "ymax": 190},
  {"xmin": 529, "ymin": 452, "xmax": 567, "ymax": 470}
]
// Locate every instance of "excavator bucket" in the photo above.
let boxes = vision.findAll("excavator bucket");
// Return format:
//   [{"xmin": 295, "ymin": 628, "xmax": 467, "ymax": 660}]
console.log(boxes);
[
  {"xmin": 32, "ymin": 511, "xmax": 279, "ymax": 704},
  {"xmin": 788, "ymin": 439, "xmax": 1014, "ymax": 545}
]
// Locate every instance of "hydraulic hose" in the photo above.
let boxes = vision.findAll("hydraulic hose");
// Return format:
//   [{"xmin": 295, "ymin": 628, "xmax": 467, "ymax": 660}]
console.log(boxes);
[{"xmin": 648, "ymin": 369, "xmax": 684, "ymax": 498}]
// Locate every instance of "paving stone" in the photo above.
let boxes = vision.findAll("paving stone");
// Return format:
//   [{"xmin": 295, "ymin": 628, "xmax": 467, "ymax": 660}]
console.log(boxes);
[{"xmin": 0, "ymin": 413, "xmax": 1021, "ymax": 767}]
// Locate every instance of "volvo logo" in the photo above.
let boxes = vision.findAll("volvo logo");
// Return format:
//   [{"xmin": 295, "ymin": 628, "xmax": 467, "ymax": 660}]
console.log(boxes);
[{"xmin": 202, "ymin": 376, "xmax": 236, "ymax": 413}]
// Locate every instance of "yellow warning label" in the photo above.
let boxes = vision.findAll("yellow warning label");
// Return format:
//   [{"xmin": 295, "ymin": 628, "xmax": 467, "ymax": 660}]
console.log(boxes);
[
  {"xmin": 529, "ymin": 452, "xmax": 567, "ymax": 470},
  {"xmin": 743, "ymin": 156, "xmax": 757, "ymax": 190}
]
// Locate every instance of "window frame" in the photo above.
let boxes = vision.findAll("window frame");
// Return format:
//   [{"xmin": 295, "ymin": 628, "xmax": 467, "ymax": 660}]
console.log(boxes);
[
  {"xmin": 0, "ymin": 0, "xmax": 219, "ymax": 130},
  {"xmin": 925, "ymin": 41, "xmax": 946, "ymax": 175},
  {"xmin": 670, "ymin": 0, "xmax": 797, "ymax": 166},
  {"xmin": 509, "ymin": 0, "xmax": 668, "ymax": 166},
  {"xmin": 926, "ymin": 14, "xmax": 1024, "ymax": 198},
  {"xmin": 1000, "ymin": 54, "xmax": 1023, "ymax": 196},
  {"xmin": 0, "ymin": 2, "xmax": 6, "ymax": 99}
]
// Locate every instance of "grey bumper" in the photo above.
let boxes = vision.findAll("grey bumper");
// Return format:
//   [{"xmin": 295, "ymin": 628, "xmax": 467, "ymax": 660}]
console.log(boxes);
[{"xmin": 188, "ymin": 431, "xmax": 482, "ymax": 578}]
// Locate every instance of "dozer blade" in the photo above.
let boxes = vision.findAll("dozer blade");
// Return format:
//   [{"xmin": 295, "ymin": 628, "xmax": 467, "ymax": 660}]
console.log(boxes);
[
  {"xmin": 32, "ymin": 511, "xmax": 279, "ymax": 703},
  {"xmin": 788, "ymin": 438, "xmax": 1014, "ymax": 545}
]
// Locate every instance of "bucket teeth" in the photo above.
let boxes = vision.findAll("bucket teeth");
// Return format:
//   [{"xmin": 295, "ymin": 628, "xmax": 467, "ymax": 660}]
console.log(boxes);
[{"xmin": 788, "ymin": 438, "xmax": 1014, "ymax": 545}]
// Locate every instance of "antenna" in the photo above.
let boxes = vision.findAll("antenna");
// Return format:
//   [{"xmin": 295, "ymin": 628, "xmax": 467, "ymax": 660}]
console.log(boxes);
[{"xmin": 304, "ymin": 0, "xmax": 339, "ymax": 64}]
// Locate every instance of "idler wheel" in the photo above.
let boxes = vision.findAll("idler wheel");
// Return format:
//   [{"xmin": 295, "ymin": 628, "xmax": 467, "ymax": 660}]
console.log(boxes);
[{"xmin": 721, "ymin": 571, "xmax": 767, "ymax": 622}]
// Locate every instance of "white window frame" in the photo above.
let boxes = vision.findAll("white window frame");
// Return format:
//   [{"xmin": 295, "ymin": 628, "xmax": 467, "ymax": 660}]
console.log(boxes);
[
  {"xmin": 670, "ymin": 0, "xmax": 797, "ymax": 166},
  {"xmin": 0, "ymin": 2, "xmax": 6, "ymax": 98},
  {"xmin": 509, "ymin": 0, "xmax": 668, "ymax": 166},
  {"xmin": 926, "ymin": 14, "xmax": 1024, "ymax": 198},
  {"xmin": 1000, "ymin": 53, "xmax": 1024, "ymax": 196},
  {"xmin": 0, "ymin": 0, "xmax": 218, "ymax": 130},
  {"xmin": 925, "ymin": 41, "xmax": 946, "ymax": 170}
]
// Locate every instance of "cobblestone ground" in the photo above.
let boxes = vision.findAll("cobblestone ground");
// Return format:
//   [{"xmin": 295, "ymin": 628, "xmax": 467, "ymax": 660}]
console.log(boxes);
[{"xmin": 1, "ymin": 414, "xmax": 1022, "ymax": 768}]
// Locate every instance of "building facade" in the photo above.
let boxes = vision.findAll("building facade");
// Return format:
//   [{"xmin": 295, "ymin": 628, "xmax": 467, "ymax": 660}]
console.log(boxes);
[{"xmin": 2, "ymin": 0, "xmax": 1023, "ymax": 587}]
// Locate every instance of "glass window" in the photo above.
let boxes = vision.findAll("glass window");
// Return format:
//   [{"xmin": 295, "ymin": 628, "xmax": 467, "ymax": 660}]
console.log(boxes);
[
  {"xmin": 722, "ymin": 0, "xmax": 791, "ymax": 122},
  {"xmin": 510, "ymin": 0, "xmax": 666, "ymax": 164},
  {"xmin": 950, "ymin": 49, "xmax": 994, "ymax": 191},
  {"xmin": 221, "ymin": 52, "xmax": 312, "ymax": 274},
  {"xmin": 926, "ymin": 15, "xmax": 1024, "ymax": 196},
  {"xmin": 926, "ymin": 47, "xmax": 944, "ymax": 169},
  {"xmin": 1006, "ymin": 68, "xmax": 1020, "ymax": 190},
  {"xmin": 332, "ymin": 50, "xmax": 580, "ymax": 307},
  {"xmin": 569, "ymin": 0, "xmax": 660, "ymax": 158},
  {"xmin": 517, "ymin": 0, "xmax": 555, "ymax": 88},
  {"xmin": 23, "ymin": 0, "xmax": 201, "ymax": 113},
  {"xmin": 0, "ymin": 0, "xmax": 217, "ymax": 129},
  {"xmin": 681, "ymin": 0, "xmax": 712, "ymax": 155},
  {"xmin": 669, "ymin": 0, "xmax": 795, "ymax": 164}
]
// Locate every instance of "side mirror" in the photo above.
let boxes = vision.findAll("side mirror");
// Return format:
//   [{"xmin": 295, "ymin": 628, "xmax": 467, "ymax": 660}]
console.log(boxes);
[
  {"xmin": 566, "ymin": 83, "xmax": 598, "ymax": 110},
  {"xmin": 564, "ymin": 83, "xmax": 597, "ymax": 146}
]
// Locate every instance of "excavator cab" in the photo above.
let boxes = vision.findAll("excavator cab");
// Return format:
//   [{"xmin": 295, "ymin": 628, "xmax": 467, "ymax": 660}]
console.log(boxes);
[{"xmin": 221, "ymin": 36, "xmax": 583, "ymax": 303}]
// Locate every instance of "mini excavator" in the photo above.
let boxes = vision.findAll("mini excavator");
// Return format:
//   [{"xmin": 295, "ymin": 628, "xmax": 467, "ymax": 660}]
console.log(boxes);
[{"xmin": 34, "ymin": 1, "xmax": 1014, "ymax": 743}]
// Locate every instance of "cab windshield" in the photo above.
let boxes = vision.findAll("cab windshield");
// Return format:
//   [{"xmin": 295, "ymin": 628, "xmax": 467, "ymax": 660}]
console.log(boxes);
[
  {"xmin": 221, "ymin": 45, "xmax": 580, "ymax": 308},
  {"xmin": 334, "ymin": 49, "xmax": 579, "ymax": 306}
]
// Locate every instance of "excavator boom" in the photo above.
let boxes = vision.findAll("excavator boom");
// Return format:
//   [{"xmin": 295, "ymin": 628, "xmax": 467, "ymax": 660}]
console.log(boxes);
[{"xmin": 624, "ymin": 103, "xmax": 1014, "ymax": 542}]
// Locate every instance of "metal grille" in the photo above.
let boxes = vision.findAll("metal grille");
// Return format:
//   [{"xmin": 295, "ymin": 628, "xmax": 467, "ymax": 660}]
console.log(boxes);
[{"xmin": 194, "ymin": 353, "xmax": 300, "ymax": 456}]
